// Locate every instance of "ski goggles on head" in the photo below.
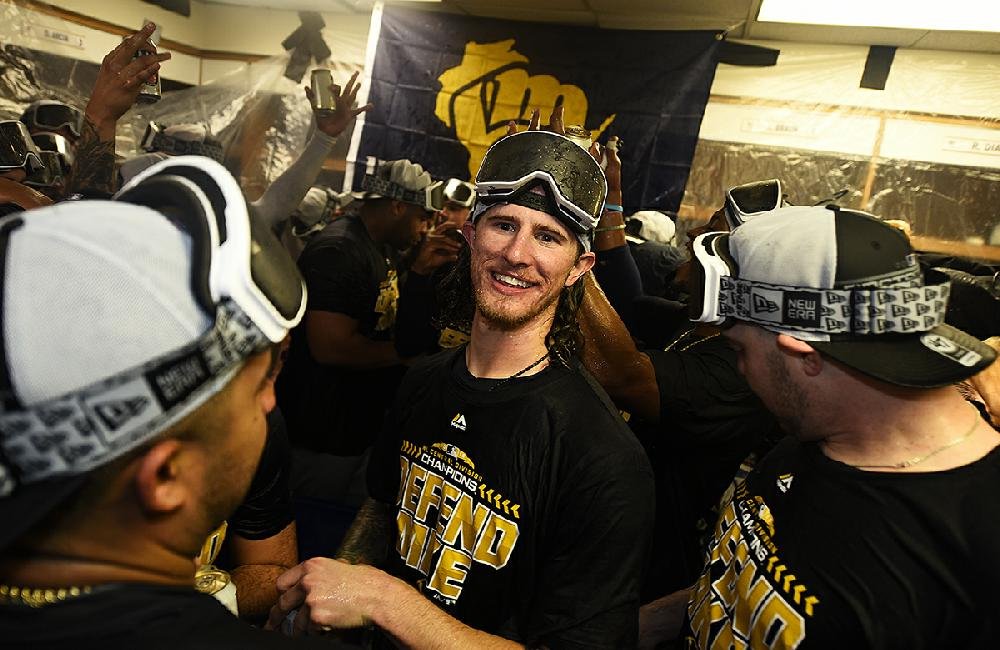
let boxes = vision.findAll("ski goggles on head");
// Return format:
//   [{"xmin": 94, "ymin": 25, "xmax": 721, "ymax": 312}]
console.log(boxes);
[
  {"xmin": 116, "ymin": 156, "xmax": 307, "ymax": 343},
  {"xmin": 0, "ymin": 121, "xmax": 45, "ymax": 173},
  {"xmin": 21, "ymin": 102, "xmax": 84, "ymax": 139},
  {"xmin": 362, "ymin": 174, "xmax": 442, "ymax": 212},
  {"xmin": 32, "ymin": 133, "xmax": 74, "ymax": 172},
  {"xmin": 473, "ymin": 131, "xmax": 607, "ymax": 235},
  {"xmin": 440, "ymin": 178, "xmax": 476, "ymax": 208},
  {"xmin": 690, "ymin": 230, "xmax": 951, "ymax": 335},
  {"xmin": 723, "ymin": 179, "xmax": 786, "ymax": 229},
  {"xmin": 24, "ymin": 151, "xmax": 64, "ymax": 189},
  {"xmin": 141, "ymin": 122, "xmax": 226, "ymax": 164}
]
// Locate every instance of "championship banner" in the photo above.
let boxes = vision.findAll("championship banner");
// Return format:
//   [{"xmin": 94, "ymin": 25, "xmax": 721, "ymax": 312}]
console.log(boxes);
[{"xmin": 346, "ymin": 6, "xmax": 722, "ymax": 212}]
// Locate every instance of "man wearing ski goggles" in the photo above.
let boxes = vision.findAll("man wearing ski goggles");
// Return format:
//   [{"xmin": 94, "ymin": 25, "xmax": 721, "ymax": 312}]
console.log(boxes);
[
  {"xmin": 270, "ymin": 130, "xmax": 654, "ymax": 648},
  {"xmin": 0, "ymin": 157, "xmax": 317, "ymax": 647}
]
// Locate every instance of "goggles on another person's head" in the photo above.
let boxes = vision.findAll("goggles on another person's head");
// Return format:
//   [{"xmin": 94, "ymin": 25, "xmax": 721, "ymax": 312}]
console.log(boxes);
[
  {"xmin": 689, "ymin": 230, "xmax": 951, "ymax": 335},
  {"xmin": 473, "ymin": 131, "xmax": 607, "ymax": 235},
  {"xmin": 31, "ymin": 133, "xmax": 74, "ymax": 172},
  {"xmin": 141, "ymin": 122, "xmax": 226, "ymax": 164},
  {"xmin": 0, "ymin": 156, "xmax": 307, "ymax": 488},
  {"xmin": 440, "ymin": 178, "xmax": 476, "ymax": 208},
  {"xmin": 24, "ymin": 151, "xmax": 64, "ymax": 189},
  {"xmin": 21, "ymin": 101, "xmax": 84, "ymax": 139},
  {"xmin": 362, "ymin": 174, "xmax": 443, "ymax": 212},
  {"xmin": 723, "ymin": 179, "xmax": 786, "ymax": 229},
  {"xmin": 0, "ymin": 121, "xmax": 45, "ymax": 174}
]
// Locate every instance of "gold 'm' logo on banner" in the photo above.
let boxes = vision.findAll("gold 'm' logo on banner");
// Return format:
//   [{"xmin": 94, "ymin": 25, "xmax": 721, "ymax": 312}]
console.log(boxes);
[{"xmin": 435, "ymin": 40, "xmax": 616, "ymax": 179}]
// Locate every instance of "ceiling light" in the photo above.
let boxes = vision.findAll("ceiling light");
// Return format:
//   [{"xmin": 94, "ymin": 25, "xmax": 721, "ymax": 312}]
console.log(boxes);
[{"xmin": 758, "ymin": 0, "xmax": 1000, "ymax": 33}]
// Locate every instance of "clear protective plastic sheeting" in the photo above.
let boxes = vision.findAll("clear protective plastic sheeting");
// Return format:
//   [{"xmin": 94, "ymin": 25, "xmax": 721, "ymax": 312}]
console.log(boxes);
[
  {"xmin": 0, "ymin": 1, "xmax": 360, "ymax": 199},
  {"xmin": 681, "ymin": 41, "xmax": 1000, "ymax": 263}
]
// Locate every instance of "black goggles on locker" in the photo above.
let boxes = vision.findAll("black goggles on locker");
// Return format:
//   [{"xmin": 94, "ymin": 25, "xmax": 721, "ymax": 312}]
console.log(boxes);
[
  {"xmin": 21, "ymin": 102, "xmax": 84, "ymax": 138},
  {"xmin": 24, "ymin": 151, "xmax": 64, "ymax": 189},
  {"xmin": 0, "ymin": 121, "xmax": 45, "ymax": 173},
  {"xmin": 474, "ymin": 131, "xmax": 607, "ymax": 235},
  {"xmin": 32, "ymin": 133, "xmax": 74, "ymax": 172},
  {"xmin": 689, "ymin": 230, "xmax": 951, "ymax": 335}
]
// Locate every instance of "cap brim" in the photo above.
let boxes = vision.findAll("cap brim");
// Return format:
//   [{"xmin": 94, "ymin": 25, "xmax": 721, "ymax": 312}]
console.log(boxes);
[
  {"xmin": 0, "ymin": 474, "xmax": 87, "ymax": 550},
  {"xmin": 811, "ymin": 324, "xmax": 997, "ymax": 388}
]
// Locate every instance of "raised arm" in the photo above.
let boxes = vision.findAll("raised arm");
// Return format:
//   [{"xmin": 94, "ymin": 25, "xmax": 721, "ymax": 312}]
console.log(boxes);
[
  {"xmin": 70, "ymin": 23, "xmax": 170, "ymax": 196},
  {"xmin": 251, "ymin": 71, "xmax": 372, "ymax": 229},
  {"xmin": 579, "ymin": 272, "xmax": 661, "ymax": 422}
]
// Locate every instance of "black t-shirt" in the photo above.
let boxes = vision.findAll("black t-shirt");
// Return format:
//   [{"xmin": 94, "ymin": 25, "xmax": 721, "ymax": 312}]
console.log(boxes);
[
  {"xmin": 276, "ymin": 216, "xmax": 406, "ymax": 455},
  {"xmin": 684, "ymin": 438, "xmax": 1000, "ymax": 649},
  {"xmin": 638, "ymin": 331, "xmax": 782, "ymax": 596},
  {"xmin": 0, "ymin": 583, "xmax": 347, "ymax": 649},
  {"xmin": 216, "ymin": 409, "xmax": 295, "ymax": 572},
  {"xmin": 368, "ymin": 347, "xmax": 655, "ymax": 648}
]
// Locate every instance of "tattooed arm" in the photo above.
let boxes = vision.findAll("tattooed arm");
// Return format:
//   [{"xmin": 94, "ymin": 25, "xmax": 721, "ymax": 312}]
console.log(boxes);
[
  {"xmin": 66, "ymin": 118, "xmax": 117, "ymax": 197},
  {"xmin": 334, "ymin": 497, "xmax": 395, "ymax": 566},
  {"xmin": 66, "ymin": 22, "xmax": 170, "ymax": 197}
]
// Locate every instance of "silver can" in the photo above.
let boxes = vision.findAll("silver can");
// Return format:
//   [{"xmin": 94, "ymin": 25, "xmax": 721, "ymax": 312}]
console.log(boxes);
[
  {"xmin": 127, "ymin": 24, "xmax": 161, "ymax": 104},
  {"xmin": 310, "ymin": 69, "xmax": 337, "ymax": 115}
]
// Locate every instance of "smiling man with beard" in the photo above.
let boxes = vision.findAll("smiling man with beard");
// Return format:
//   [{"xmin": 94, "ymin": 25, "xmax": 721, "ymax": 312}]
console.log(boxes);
[{"xmin": 268, "ymin": 131, "xmax": 655, "ymax": 648}]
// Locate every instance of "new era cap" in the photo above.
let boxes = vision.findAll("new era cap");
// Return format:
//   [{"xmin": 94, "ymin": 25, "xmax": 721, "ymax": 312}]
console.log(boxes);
[{"xmin": 726, "ymin": 205, "xmax": 996, "ymax": 387}]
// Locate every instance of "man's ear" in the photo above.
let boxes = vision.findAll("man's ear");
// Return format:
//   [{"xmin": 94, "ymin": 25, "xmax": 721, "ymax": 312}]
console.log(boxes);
[
  {"xmin": 390, "ymin": 199, "xmax": 407, "ymax": 217},
  {"xmin": 461, "ymin": 220, "xmax": 476, "ymax": 245},
  {"xmin": 565, "ymin": 251, "xmax": 596, "ymax": 287},
  {"xmin": 133, "ymin": 439, "xmax": 187, "ymax": 515},
  {"xmin": 776, "ymin": 333, "xmax": 823, "ymax": 377}
]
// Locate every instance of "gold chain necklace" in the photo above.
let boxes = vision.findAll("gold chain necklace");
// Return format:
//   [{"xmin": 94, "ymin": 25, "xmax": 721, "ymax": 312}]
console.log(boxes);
[
  {"xmin": 0, "ymin": 584, "xmax": 93, "ymax": 608},
  {"xmin": 849, "ymin": 412, "xmax": 982, "ymax": 470}
]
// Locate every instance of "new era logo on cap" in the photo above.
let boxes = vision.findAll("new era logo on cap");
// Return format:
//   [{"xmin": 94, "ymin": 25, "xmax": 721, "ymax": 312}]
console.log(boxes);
[{"xmin": 752, "ymin": 293, "xmax": 779, "ymax": 314}]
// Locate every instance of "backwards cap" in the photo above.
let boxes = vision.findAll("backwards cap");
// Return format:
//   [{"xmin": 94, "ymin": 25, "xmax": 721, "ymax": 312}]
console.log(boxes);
[
  {"xmin": 0, "ymin": 158, "xmax": 305, "ymax": 549},
  {"xmin": 717, "ymin": 205, "xmax": 996, "ymax": 387}
]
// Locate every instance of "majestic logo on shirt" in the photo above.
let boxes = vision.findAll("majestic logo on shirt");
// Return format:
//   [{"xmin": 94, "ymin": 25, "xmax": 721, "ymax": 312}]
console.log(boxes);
[
  {"xmin": 450, "ymin": 413, "xmax": 467, "ymax": 432},
  {"xmin": 776, "ymin": 473, "xmax": 794, "ymax": 493},
  {"xmin": 395, "ymin": 440, "xmax": 522, "ymax": 605}
]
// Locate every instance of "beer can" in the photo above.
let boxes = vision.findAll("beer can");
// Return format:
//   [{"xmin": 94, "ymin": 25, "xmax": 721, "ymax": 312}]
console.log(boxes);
[
  {"xmin": 132, "ymin": 22, "xmax": 161, "ymax": 104},
  {"xmin": 310, "ymin": 69, "xmax": 337, "ymax": 115}
]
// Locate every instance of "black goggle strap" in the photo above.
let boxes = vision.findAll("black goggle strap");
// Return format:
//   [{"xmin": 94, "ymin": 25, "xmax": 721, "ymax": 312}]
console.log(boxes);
[
  {"xmin": 149, "ymin": 133, "xmax": 225, "ymax": 163},
  {"xmin": 362, "ymin": 175, "xmax": 440, "ymax": 211},
  {"xmin": 0, "ymin": 300, "xmax": 267, "ymax": 492},
  {"xmin": 717, "ymin": 270, "xmax": 950, "ymax": 335}
]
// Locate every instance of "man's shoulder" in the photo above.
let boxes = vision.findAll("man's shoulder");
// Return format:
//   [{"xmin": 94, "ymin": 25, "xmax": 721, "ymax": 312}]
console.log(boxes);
[
  {"xmin": 0, "ymin": 584, "xmax": 337, "ymax": 649},
  {"xmin": 539, "ymin": 362, "xmax": 650, "ymax": 466},
  {"xmin": 300, "ymin": 218, "xmax": 370, "ymax": 260}
]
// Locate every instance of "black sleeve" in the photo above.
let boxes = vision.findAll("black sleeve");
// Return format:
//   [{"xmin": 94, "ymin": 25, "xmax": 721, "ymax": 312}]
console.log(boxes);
[
  {"xmin": 592, "ymin": 244, "xmax": 643, "ymax": 330},
  {"xmin": 227, "ymin": 408, "xmax": 295, "ymax": 540},
  {"xmin": 647, "ymin": 337, "xmax": 777, "ymax": 449},
  {"xmin": 394, "ymin": 270, "xmax": 439, "ymax": 358},
  {"xmin": 527, "ymin": 447, "xmax": 656, "ymax": 649},
  {"xmin": 298, "ymin": 242, "xmax": 374, "ymax": 318}
]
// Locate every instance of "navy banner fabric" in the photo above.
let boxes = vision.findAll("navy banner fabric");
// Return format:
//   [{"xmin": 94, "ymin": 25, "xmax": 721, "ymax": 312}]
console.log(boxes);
[{"xmin": 348, "ymin": 7, "xmax": 721, "ymax": 212}]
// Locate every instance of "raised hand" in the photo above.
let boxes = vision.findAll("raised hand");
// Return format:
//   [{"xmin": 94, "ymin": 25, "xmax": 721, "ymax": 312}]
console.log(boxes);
[
  {"xmin": 305, "ymin": 70, "xmax": 374, "ymax": 140},
  {"xmin": 85, "ymin": 22, "xmax": 171, "ymax": 140}
]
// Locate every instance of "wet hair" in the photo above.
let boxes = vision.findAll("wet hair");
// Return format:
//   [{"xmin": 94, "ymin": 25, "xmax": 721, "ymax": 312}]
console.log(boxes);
[{"xmin": 435, "ymin": 240, "xmax": 586, "ymax": 367}]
